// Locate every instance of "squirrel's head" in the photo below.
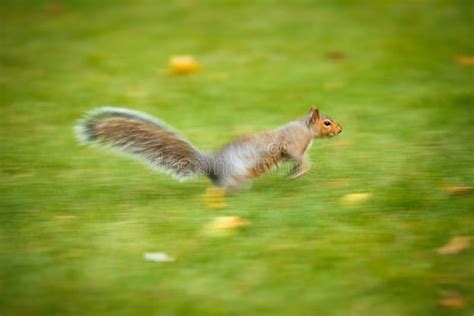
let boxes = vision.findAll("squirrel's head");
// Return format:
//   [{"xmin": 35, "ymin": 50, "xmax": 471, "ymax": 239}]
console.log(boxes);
[{"xmin": 306, "ymin": 105, "xmax": 342, "ymax": 138}]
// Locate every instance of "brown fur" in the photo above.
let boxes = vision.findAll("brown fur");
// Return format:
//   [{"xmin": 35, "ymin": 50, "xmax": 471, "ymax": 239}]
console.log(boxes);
[
  {"xmin": 79, "ymin": 111, "xmax": 207, "ymax": 178},
  {"xmin": 94, "ymin": 117, "xmax": 197, "ymax": 162}
]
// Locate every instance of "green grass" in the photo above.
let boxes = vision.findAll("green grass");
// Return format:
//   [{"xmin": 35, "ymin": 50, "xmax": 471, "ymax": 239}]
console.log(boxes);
[{"xmin": 1, "ymin": 0, "xmax": 473, "ymax": 315}]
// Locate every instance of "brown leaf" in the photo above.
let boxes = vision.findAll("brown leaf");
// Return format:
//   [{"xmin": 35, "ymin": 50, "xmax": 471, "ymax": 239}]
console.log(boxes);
[
  {"xmin": 444, "ymin": 185, "xmax": 471, "ymax": 196},
  {"xmin": 325, "ymin": 178, "xmax": 351, "ymax": 189},
  {"xmin": 326, "ymin": 51, "xmax": 346, "ymax": 61},
  {"xmin": 439, "ymin": 295, "xmax": 466, "ymax": 309},
  {"xmin": 437, "ymin": 236, "xmax": 472, "ymax": 255},
  {"xmin": 45, "ymin": 3, "xmax": 66, "ymax": 16},
  {"xmin": 455, "ymin": 55, "xmax": 474, "ymax": 66}
]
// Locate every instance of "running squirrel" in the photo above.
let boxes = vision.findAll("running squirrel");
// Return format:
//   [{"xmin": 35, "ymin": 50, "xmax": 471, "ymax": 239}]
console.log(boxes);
[{"xmin": 75, "ymin": 106, "xmax": 342, "ymax": 188}]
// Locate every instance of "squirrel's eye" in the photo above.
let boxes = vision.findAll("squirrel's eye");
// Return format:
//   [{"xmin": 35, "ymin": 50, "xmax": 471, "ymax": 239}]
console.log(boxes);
[{"xmin": 323, "ymin": 120, "xmax": 332, "ymax": 126}]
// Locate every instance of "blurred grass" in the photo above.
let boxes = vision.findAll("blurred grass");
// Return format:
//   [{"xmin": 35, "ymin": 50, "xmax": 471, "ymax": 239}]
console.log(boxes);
[{"xmin": 1, "ymin": 0, "xmax": 473, "ymax": 315}]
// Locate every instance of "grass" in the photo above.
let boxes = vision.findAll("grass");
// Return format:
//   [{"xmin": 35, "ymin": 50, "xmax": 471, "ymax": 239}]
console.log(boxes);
[{"xmin": 1, "ymin": 0, "xmax": 473, "ymax": 315}]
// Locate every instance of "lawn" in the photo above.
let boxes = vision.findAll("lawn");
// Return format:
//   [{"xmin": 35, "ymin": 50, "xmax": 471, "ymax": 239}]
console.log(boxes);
[{"xmin": 1, "ymin": 0, "xmax": 473, "ymax": 315}]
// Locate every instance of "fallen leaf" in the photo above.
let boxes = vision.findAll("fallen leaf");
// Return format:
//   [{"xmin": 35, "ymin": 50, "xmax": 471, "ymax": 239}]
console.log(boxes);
[
  {"xmin": 454, "ymin": 55, "xmax": 474, "ymax": 66},
  {"xmin": 439, "ymin": 295, "xmax": 466, "ymax": 309},
  {"xmin": 341, "ymin": 192, "xmax": 372, "ymax": 205},
  {"xmin": 203, "ymin": 216, "xmax": 249, "ymax": 237},
  {"xmin": 45, "ymin": 3, "xmax": 66, "ymax": 16},
  {"xmin": 144, "ymin": 252, "xmax": 175, "ymax": 262},
  {"xmin": 444, "ymin": 185, "xmax": 471, "ymax": 196},
  {"xmin": 325, "ymin": 178, "xmax": 351, "ymax": 189},
  {"xmin": 203, "ymin": 187, "xmax": 228, "ymax": 209},
  {"xmin": 168, "ymin": 55, "xmax": 200, "ymax": 74},
  {"xmin": 326, "ymin": 51, "xmax": 346, "ymax": 61},
  {"xmin": 436, "ymin": 236, "xmax": 472, "ymax": 255}
]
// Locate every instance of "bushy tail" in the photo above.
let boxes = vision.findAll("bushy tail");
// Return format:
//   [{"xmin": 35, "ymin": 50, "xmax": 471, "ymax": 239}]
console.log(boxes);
[{"xmin": 75, "ymin": 107, "xmax": 208, "ymax": 179}]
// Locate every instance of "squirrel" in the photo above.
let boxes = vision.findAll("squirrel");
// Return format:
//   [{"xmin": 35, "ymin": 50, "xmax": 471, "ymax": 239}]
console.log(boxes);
[{"xmin": 75, "ymin": 105, "xmax": 342, "ymax": 188}]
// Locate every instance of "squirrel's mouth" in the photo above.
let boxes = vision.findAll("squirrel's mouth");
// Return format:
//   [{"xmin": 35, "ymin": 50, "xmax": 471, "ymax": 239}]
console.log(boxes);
[{"xmin": 330, "ymin": 128, "xmax": 342, "ymax": 137}]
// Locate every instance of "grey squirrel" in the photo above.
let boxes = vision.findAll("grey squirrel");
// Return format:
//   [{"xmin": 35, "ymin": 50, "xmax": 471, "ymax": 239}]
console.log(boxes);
[{"xmin": 75, "ymin": 105, "xmax": 342, "ymax": 188}]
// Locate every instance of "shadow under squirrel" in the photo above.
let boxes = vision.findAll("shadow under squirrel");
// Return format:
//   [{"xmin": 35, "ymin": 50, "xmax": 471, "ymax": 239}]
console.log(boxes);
[{"xmin": 75, "ymin": 105, "xmax": 342, "ymax": 188}]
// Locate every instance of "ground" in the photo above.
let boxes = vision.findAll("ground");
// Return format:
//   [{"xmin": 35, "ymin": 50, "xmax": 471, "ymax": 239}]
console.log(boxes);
[{"xmin": 1, "ymin": 0, "xmax": 473, "ymax": 315}]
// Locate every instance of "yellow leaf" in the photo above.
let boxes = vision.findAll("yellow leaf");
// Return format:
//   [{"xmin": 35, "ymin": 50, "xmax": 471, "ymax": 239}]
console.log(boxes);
[
  {"xmin": 203, "ymin": 216, "xmax": 249, "ymax": 237},
  {"xmin": 436, "ymin": 236, "xmax": 472, "ymax": 255},
  {"xmin": 203, "ymin": 187, "xmax": 228, "ymax": 209},
  {"xmin": 455, "ymin": 55, "xmax": 474, "ymax": 66},
  {"xmin": 168, "ymin": 55, "xmax": 200, "ymax": 74},
  {"xmin": 341, "ymin": 192, "xmax": 372, "ymax": 205}
]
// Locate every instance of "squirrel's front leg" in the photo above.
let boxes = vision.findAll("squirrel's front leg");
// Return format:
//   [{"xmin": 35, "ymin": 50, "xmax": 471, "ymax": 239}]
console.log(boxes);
[{"xmin": 288, "ymin": 155, "xmax": 311, "ymax": 179}]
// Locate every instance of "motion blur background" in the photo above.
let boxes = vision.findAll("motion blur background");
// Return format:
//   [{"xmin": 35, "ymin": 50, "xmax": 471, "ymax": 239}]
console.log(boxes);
[{"xmin": 1, "ymin": 0, "xmax": 473, "ymax": 315}]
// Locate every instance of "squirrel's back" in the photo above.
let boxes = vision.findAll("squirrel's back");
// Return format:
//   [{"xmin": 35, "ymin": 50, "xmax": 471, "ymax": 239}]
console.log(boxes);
[{"xmin": 210, "ymin": 121, "xmax": 313, "ymax": 186}]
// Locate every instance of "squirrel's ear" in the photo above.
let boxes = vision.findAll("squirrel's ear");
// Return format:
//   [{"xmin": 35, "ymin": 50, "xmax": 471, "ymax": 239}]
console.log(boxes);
[{"xmin": 308, "ymin": 105, "xmax": 320, "ymax": 124}]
